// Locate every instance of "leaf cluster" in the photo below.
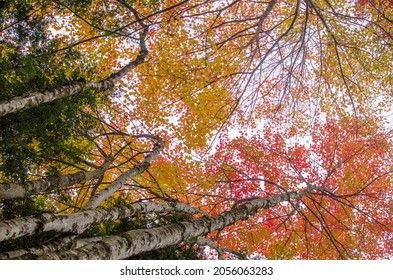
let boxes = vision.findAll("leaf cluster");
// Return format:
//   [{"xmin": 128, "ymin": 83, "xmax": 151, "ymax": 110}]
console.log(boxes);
[{"xmin": 0, "ymin": 1, "xmax": 107, "ymax": 181}]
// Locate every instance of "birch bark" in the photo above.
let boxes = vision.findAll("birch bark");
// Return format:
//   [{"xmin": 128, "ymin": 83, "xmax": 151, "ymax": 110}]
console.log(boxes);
[
  {"xmin": 31, "ymin": 190, "xmax": 308, "ymax": 259},
  {"xmin": 0, "ymin": 28, "xmax": 148, "ymax": 117},
  {"xmin": 80, "ymin": 135, "xmax": 164, "ymax": 210},
  {"xmin": 0, "ymin": 201, "xmax": 202, "ymax": 242},
  {"xmin": 0, "ymin": 156, "xmax": 113, "ymax": 200}
]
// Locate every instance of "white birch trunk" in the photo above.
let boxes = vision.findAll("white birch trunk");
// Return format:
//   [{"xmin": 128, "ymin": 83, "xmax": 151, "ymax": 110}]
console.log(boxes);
[
  {"xmin": 0, "ymin": 156, "xmax": 113, "ymax": 200},
  {"xmin": 0, "ymin": 28, "xmax": 148, "ymax": 118},
  {"xmin": 0, "ymin": 83, "xmax": 84, "ymax": 117},
  {"xmin": 81, "ymin": 135, "xmax": 164, "ymax": 210},
  {"xmin": 32, "ymin": 190, "xmax": 304, "ymax": 259},
  {"xmin": 0, "ymin": 235, "xmax": 77, "ymax": 260},
  {"xmin": 0, "ymin": 201, "xmax": 201, "ymax": 242},
  {"xmin": 0, "ymin": 235, "xmax": 105, "ymax": 260}
]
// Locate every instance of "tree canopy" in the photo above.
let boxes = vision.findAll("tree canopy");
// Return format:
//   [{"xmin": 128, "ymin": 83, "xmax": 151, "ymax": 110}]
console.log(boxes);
[{"xmin": 0, "ymin": 0, "xmax": 393, "ymax": 260}]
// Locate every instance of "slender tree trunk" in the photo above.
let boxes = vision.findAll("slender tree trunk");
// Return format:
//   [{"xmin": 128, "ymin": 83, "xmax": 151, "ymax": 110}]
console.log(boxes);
[
  {"xmin": 0, "ymin": 29, "xmax": 148, "ymax": 118},
  {"xmin": 0, "ymin": 83, "xmax": 84, "ymax": 118},
  {"xmin": 0, "ymin": 156, "xmax": 113, "ymax": 200},
  {"xmin": 0, "ymin": 135, "xmax": 163, "ymax": 242},
  {"xmin": 0, "ymin": 235, "xmax": 109, "ymax": 260},
  {"xmin": 0, "ymin": 200, "xmax": 202, "ymax": 242},
  {"xmin": 0, "ymin": 235, "xmax": 78, "ymax": 260},
  {"xmin": 81, "ymin": 135, "xmax": 164, "ymax": 210},
  {"xmin": 27, "ymin": 190, "xmax": 308, "ymax": 259}
]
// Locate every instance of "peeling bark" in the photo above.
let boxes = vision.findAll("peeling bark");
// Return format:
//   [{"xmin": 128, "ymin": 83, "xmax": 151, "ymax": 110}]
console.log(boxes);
[
  {"xmin": 0, "ymin": 235, "xmax": 116, "ymax": 260},
  {"xmin": 0, "ymin": 234, "xmax": 77, "ymax": 260},
  {"xmin": 0, "ymin": 156, "xmax": 113, "ymax": 200},
  {"xmin": 0, "ymin": 83, "xmax": 84, "ymax": 118},
  {"xmin": 0, "ymin": 200, "xmax": 200, "ymax": 242},
  {"xmin": 22, "ymin": 190, "xmax": 309, "ymax": 259}
]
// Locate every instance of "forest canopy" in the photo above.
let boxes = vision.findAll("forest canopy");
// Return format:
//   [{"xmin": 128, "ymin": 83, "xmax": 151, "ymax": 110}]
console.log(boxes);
[{"xmin": 0, "ymin": 0, "xmax": 393, "ymax": 259}]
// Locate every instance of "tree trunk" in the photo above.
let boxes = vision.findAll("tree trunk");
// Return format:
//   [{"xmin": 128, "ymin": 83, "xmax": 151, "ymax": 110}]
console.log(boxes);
[
  {"xmin": 0, "ymin": 29, "xmax": 148, "ymax": 118},
  {"xmin": 0, "ymin": 156, "xmax": 113, "ymax": 200},
  {"xmin": 0, "ymin": 235, "xmax": 77, "ymax": 260},
  {"xmin": 81, "ymin": 135, "xmax": 164, "ymax": 210},
  {"xmin": 30, "ymin": 190, "xmax": 305, "ymax": 259},
  {"xmin": 0, "ymin": 201, "xmax": 202, "ymax": 242},
  {"xmin": 0, "ymin": 83, "xmax": 84, "ymax": 118}
]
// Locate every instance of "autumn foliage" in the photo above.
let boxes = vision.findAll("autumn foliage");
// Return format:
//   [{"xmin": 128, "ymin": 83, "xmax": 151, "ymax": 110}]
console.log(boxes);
[
  {"xmin": 202, "ymin": 116, "xmax": 393, "ymax": 258},
  {"xmin": 0, "ymin": 0, "xmax": 393, "ymax": 259}
]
